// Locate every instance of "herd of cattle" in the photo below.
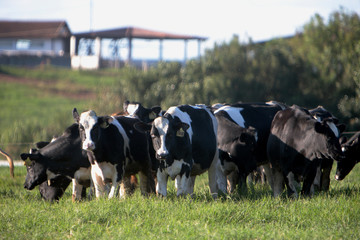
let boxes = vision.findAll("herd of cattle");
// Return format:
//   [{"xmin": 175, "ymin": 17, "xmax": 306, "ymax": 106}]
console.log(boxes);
[{"xmin": 9, "ymin": 100, "xmax": 359, "ymax": 201}]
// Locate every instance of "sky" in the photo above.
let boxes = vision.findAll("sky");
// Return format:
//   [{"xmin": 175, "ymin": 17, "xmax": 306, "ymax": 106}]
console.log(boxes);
[{"xmin": 1, "ymin": 0, "xmax": 360, "ymax": 60}]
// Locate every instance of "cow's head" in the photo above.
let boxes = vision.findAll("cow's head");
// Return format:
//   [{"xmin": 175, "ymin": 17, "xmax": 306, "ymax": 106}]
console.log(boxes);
[
  {"xmin": 314, "ymin": 119, "xmax": 344, "ymax": 161},
  {"xmin": 73, "ymin": 108, "xmax": 113, "ymax": 151},
  {"xmin": 123, "ymin": 101, "xmax": 162, "ymax": 123},
  {"xmin": 135, "ymin": 115, "xmax": 190, "ymax": 160},
  {"xmin": 335, "ymin": 132, "xmax": 360, "ymax": 180},
  {"xmin": 20, "ymin": 123, "xmax": 87, "ymax": 190},
  {"xmin": 21, "ymin": 152, "xmax": 48, "ymax": 190}
]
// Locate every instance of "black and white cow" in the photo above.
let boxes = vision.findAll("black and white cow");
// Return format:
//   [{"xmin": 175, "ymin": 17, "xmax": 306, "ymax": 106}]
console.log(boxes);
[
  {"xmin": 267, "ymin": 105, "xmax": 344, "ymax": 198},
  {"xmin": 309, "ymin": 106, "xmax": 346, "ymax": 191},
  {"xmin": 135, "ymin": 104, "xmax": 225, "ymax": 197},
  {"xmin": 123, "ymin": 100, "xmax": 162, "ymax": 123},
  {"xmin": 21, "ymin": 123, "xmax": 91, "ymax": 201},
  {"xmin": 335, "ymin": 131, "xmax": 360, "ymax": 181},
  {"xmin": 215, "ymin": 110, "xmax": 258, "ymax": 193},
  {"xmin": 213, "ymin": 101, "xmax": 287, "ymax": 191},
  {"xmin": 29, "ymin": 140, "xmax": 73, "ymax": 202},
  {"xmin": 73, "ymin": 108, "xmax": 155, "ymax": 198}
]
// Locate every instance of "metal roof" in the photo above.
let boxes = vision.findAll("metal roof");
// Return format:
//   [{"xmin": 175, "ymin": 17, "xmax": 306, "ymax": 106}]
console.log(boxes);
[
  {"xmin": 74, "ymin": 26, "xmax": 207, "ymax": 41},
  {"xmin": 0, "ymin": 20, "xmax": 71, "ymax": 38}
]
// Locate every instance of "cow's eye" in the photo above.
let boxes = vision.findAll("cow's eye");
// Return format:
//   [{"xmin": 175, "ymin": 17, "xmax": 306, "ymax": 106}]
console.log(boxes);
[{"xmin": 151, "ymin": 134, "xmax": 156, "ymax": 139}]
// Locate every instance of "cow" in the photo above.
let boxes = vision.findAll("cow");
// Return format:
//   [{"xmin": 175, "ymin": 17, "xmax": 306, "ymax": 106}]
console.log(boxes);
[
  {"xmin": 215, "ymin": 110, "xmax": 258, "ymax": 193},
  {"xmin": 213, "ymin": 101, "xmax": 287, "ymax": 192},
  {"xmin": 28, "ymin": 141, "xmax": 72, "ymax": 202},
  {"xmin": 267, "ymin": 105, "xmax": 344, "ymax": 198},
  {"xmin": 123, "ymin": 100, "xmax": 162, "ymax": 123},
  {"xmin": 309, "ymin": 106, "xmax": 346, "ymax": 191},
  {"xmin": 134, "ymin": 104, "xmax": 225, "ymax": 198},
  {"xmin": 0, "ymin": 148, "xmax": 14, "ymax": 178},
  {"xmin": 73, "ymin": 108, "xmax": 155, "ymax": 199},
  {"xmin": 335, "ymin": 131, "xmax": 360, "ymax": 181},
  {"xmin": 21, "ymin": 123, "xmax": 91, "ymax": 201}
]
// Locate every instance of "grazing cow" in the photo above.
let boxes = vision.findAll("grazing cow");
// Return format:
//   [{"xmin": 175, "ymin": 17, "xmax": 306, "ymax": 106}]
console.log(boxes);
[
  {"xmin": 213, "ymin": 101, "xmax": 287, "ymax": 191},
  {"xmin": 215, "ymin": 110, "xmax": 258, "ymax": 193},
  {"xmin": 21, "ymin": 123, "xmax": 91, "ymax": 201},
  {"xmin": 267, "ymin": 105, "xmax": 344, "ymax": 198},
  {"xmin": 29, "ymin": 141, "xmax": 73, "ymax": 202},
  {"xmin": 73, "ymin": 108, "xmax": 155, "ymax": 198},
  {"xmin": 135, "ymin": 104, "xmax": 225, "ymax": 197},
  {"xmin": 123, "ymin": 100, "xmax": 162, "ymax": 123},
  {"xmin": 309, "ymin": 106, "xmax": 346, "ymax": 191},
  {"xmin": 0, "ymin": 148, "xmax": 14, "ymax": 178},
  {"xmin": 335, "ymin": 131, "xmax": 360, "ymax": 181}
]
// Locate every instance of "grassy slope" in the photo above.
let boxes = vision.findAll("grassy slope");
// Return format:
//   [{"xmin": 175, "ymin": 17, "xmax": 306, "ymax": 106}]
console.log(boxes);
[
  {"xmin": 0, "ymin": 66, "xmax": 121, "ymax": 158},
  {"xmin": 0, "ymin": 165, "xmax": 359, "ymax": 239}
]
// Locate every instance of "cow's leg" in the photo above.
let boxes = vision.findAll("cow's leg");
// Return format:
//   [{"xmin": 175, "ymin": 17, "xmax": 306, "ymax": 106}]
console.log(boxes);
[
  {"xmin": 139, "ymin": 170, "xmax": 156, "ymax": 196},
  {"xmin": 188, "ymin": 176, "xmax": 196, "ymax": 195},
  {"xmin": 262, "ymin": 163, "xmax": 274, "ymax": 190},
  {"xmin": 312, "ymin": 166, "xmax": 321, "ymax": 192},
  {"xmin": 285, "ymin": 172, "xmax": 298, "ymax": 198},
  {"xmin": 227, "ymin": 171, "xmax": 238, "ymax": 193},
  {"xmin": 119, "ymin": 176, "xmax": 132, "ymax": 198},
  {"xmin": 301, "ymin": 167, "xmax": 317, "ymax": 196},
  {"xmin": 91, "ymin": 166, "xmax": 106, "ymax": 198},
  {"xmin": 211, "ymin": 157, "xmax": 225, "ymax": 198},
  {"xmin": 108, "ymin": 173, "xmax": 119, "ymax": 199},
  {"xmin": 272, "ymin": 168, "xmax": 284, "ymax": 197},
  {"xmin": 72, "ymin": 179, "xmax": 83, "ymax": 202},
  {"xmin": 176, "ymin": 174, "xmax": 192, "ymax": 197},
  {"xmin": 156, "ymin": 169, "xmax": 168, "ymax": 197},
  {"xmin": 320, "ymin": 162, "xmax": 332, "ymax": 191}
]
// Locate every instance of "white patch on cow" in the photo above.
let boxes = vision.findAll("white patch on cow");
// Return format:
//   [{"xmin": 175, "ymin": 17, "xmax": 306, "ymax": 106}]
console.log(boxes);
[
  {"xmin": 166, "ymin": 106, "xmax": 194, "ymax": 142},
  {"xmin": 79, "ymin": 110, "xmax": 98, "ymax": 150},
  {"xmin": 154, "ymin": 117, "xmax": 169, "ymax": 157},
  {"xmin": 126, "ymin": 103, "xmax": 139, "ymax": 116},
  {"xmin": 214, "ymin": 106, "xmax": 246, "ymax": 128},
  {"xmin": 91, "ymin": 161, "xmax": 119, "ymax": 198},
  {"xmin": 110, "ymin": 117, "xmax": 130, "ymax": 155},
  {"xmin": 327, "ymin": 122, "xmax": 340, "ymax": 138},
  {"xmin": 165, "ymin": 159, "xmax": 190, "ymax": 180}
]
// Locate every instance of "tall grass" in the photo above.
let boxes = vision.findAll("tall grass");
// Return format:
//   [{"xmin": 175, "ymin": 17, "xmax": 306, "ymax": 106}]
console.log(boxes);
[{"xmin": 0, "ymin": 165, "xmax": 359, "ymax": 239}]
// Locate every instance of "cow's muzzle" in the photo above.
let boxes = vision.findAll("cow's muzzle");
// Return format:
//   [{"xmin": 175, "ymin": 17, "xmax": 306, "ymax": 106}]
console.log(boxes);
[{"xmin": 156, "ymin": 153, "xmax": 169, "ymax": 160}]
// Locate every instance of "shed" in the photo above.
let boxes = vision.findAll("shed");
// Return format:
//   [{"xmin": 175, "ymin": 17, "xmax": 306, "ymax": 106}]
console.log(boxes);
[{"xmin": 71, "ymin": 26, "xmax": 207, "ymax": 69}]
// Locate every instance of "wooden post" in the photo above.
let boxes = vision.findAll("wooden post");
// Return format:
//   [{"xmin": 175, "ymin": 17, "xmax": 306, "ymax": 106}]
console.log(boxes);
[
  {"xmin": 184, "ymin": 39, "xmax": 188, "ymax": 65},
  {"xmin": 159, "ymin": 39, "xmax": 163, "ymax": 61},
  {"xmin": 127, "ymin": 37, "xmax": 132, "ymax": 64}
]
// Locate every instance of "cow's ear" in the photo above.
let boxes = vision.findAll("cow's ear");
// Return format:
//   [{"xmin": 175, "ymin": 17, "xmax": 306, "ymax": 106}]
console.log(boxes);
[
  {"xmin": 20, "ymin": 153, "xmax": 40, "ymax": 166},
  {"xmin": 314, "ymin": 121, "xmax": 327, "ymax": 134},
  {"xmin": 123, "ymin": 100, "xmax": 130, "ymax": 112},
  {"xmin": 337, "ymin": 123, "xmax": 346, "ymax": 134},
  {"xmin": 134, "ymin": 121, "xmax": 152, "ymax": 133},
  {"xmin": 151, "ymin": 106, "xmax": 162, "ymax": 115},
  {"xmin": 98, "ymin": 116, "xmax": 113, "ymax": 128},
  {"xmin": 73, "ymin": 108, "xmax": 80, "ymax": 123}
]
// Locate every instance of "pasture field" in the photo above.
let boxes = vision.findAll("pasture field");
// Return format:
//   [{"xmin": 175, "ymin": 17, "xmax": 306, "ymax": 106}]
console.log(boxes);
[{"xmin": 0, "ymin": 165, "xmax": 359, "ymax": 240}]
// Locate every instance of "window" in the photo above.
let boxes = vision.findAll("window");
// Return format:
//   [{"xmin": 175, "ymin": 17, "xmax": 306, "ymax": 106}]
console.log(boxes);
[{"xmin": 16, "ymin": 39, "xmax": 30, "ymax": 49}]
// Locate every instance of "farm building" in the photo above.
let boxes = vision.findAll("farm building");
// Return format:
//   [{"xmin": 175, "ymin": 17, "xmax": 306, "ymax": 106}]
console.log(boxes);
[
  {"xmin": 0, "ymin": 20, "xmax": 71, "ymax": 67},
  {"xmin": 0, "ymin": 20, "xmax": 207, "ymax": 69}
]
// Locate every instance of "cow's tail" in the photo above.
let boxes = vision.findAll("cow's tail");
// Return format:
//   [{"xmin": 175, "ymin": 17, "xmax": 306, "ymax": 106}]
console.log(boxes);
[{"xmin": 0, "ymin": 148, "xmax": 14, "ymax": 178}]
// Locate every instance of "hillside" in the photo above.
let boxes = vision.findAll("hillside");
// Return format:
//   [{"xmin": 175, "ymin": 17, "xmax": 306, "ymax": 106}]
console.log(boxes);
[{"xmin": 0, "ymin": 66, "xmax": 122, "ymax": 159}]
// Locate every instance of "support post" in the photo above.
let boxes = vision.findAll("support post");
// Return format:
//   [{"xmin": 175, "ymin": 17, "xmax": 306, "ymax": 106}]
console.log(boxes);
[
  {"xmin": 184, "ymin": 39, "xmax": 188, "ymax": 65},
  {"xmin": 159, "ymin": 39, "xmax": 163, "ymax": 61},
  {"xmin": 127, "ymin": 37, "xmax": 132, "ymax": 65}
]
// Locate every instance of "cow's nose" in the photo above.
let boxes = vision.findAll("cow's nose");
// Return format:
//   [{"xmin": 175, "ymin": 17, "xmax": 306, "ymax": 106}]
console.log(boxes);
[
  {"xmin": 83, "ymin": 141, "xmax": 95, "ymax": 150},
  {"xmin": 157, "ymin": 153, "xmax": 168, "ymax": 160}
]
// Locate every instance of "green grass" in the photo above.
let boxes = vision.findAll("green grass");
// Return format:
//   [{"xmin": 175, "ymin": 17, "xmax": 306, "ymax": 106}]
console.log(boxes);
[{"xmin": 0, "ymin": 165, "xmax": 359, "ymax": 239}]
